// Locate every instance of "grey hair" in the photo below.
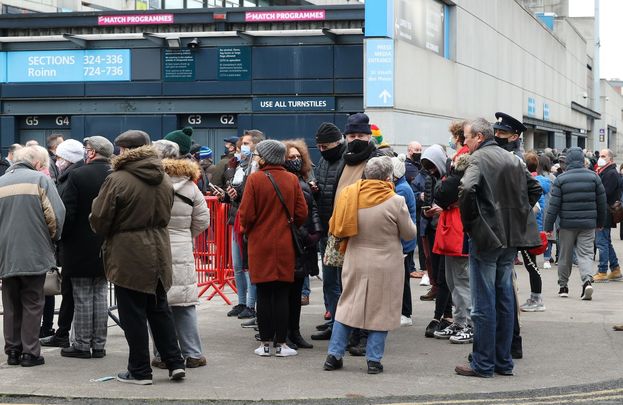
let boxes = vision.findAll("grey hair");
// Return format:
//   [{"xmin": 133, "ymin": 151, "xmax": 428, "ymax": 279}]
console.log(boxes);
[
  {"xmin": 364, "ymin": 156, "xmax": 393, "ymax": 180},
  {"xmin": 468, "ymin": 118, "xmax": 494, "ymax": 141},
  {"xmin": 153, "ymin": 140, "xmax": 180, "ymax": 159},
  {"xmin": 243, "ymin": 129, "xmax": 265, "ymax": 145},
  {"xmin": 604, "ymin": 149, "xmax": 615, "ymax": 159},
  {"xmin": 13, "ymin": 145, "xmax": 49, "ymax": 169},
  {"xmin": 8, "ymin": 144, "xmax": 22, "ymax": 154}
]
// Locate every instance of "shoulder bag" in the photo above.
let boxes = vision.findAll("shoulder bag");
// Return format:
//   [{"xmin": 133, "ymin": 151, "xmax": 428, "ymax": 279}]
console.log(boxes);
[
  {"xmin": 44, "ymin": 267, "xmax": 62, "ymax": 296},
  {"xmin": 323, "ymin": 233, "xmax": 345, "ymax": 267},
  {"xmin": 265, "ymin": 172, "xmax": 306, "ymax": 257}
]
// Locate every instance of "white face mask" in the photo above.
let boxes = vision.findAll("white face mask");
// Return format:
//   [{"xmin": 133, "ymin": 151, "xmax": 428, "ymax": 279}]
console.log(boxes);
[{"xmin": 597, "ymin": 157, "xmax": 607, "ymax": 167}]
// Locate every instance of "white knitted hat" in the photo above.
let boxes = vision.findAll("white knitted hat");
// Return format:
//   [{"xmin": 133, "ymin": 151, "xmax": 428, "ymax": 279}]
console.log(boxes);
[
  {"xmin": 55, "ymin": 139, "xmax": 84, "ymax": 163},
  {"xmin": 391, "ymin": 154, "xmax": 406, "ymax": 179}
]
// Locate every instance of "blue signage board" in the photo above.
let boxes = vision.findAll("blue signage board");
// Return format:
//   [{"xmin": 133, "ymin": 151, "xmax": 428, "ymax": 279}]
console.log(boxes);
[
  {"xmin": 365, "ymin": 0, "xmax": 394, "ymax": 38},
  {"xmin": 0, "ymin": 52, "xmax": 5, "ymax": 83},
  {"xmin": 527, "ymin": 97, "xmax": 536, "ymax": 117},
  {"xmin": 7, "ymin": 49, "xmax": 130, "ymax": 83},
  {"xmin": 365, "ymin": 38, "xmax": 394, "ymax": 108},
  {"xmin": 543, "ymin": 103, "xmax": 550, "ymax": 121},
  {"xmin": 252, "ymin": 96, "xmax": 335, "ymax": 112}
]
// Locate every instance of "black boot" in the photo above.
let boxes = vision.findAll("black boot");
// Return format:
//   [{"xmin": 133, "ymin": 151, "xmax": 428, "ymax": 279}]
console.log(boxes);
[
  {"xmin": 289, "ymin": 330, "xmax": 313, "ymax": 349},
  {"xmin": 311, "ymin": 327, "xmax": 332, "ymax": 340}
]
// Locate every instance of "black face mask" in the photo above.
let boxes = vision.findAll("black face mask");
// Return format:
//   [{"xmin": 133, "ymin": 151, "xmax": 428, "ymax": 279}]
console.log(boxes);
[
  {"xmin": 284, "ymin": 158, "xmax": 302, "ymax": 174},
  {"xmin": 495, "ymin": 136, "xmax": 516, "ymax": 152},
  {"xmin": 347, "ymin": 139, "xmax": 370, "ymax": 154},
  {"xmin": 412, "ymin": 153, "xmax": 421, "ymax": 162},
  {"xmin": 320, "ymin": 145, "xmax": 342, "ymax": 162}
]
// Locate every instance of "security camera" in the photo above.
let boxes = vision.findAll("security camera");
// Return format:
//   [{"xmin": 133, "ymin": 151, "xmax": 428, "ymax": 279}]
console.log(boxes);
[
  {"xmin": 582, "ymin": 92, "xmax": 588, "ymax": 99},
  {"xmin": 187, "ymin": 38, "xmax": 201, "ymax": 50}
]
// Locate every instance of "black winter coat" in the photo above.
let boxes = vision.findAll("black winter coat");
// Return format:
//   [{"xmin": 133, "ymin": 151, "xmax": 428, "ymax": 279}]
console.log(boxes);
[
  {"xmin": 59, "ymin": 159, "xmax": 111, "ymax": 278},
  {"xmin": 0, "ymin": 158, "xmax": 10, "ymax": 176},
  {"xmin": 314, "ymin": 143, "xmax": 346, "ymax": 236},
  {"xmin": 296, "ymin": 177, "xmax": 322, "ymax": 277},
  {"xmin": 544, "ymin": 149, "xmax": 607, "ymax": 231},
  {"xmin": 599, "ymin": 163, "xmax": 621, "ymax": 228}
]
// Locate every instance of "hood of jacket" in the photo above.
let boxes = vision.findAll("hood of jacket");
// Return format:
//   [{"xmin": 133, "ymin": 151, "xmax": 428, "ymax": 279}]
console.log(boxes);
[
  {"xmin": 454, "ymin": 153, "xmax": 471, "ymax": 173},
  {"xmin": 162, "ymin": 158, "xmax": 201, "ymax": 182},
  {"xmin": 111, "ymin": 146, "xmax": 164, "ymax": 186},
  {"xmin": 566, "ymin": 147, "xmax": 585, "ymax": 170},
  {"xmin": 421, "ymin": 144, "xmax": 447, "ymax": 177}
]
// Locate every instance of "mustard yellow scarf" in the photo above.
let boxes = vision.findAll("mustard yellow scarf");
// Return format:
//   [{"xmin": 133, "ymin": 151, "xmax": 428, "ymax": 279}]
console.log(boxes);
[{"xmin": 329, "ymin": 179, "xmax": 395, "ymax": 242}]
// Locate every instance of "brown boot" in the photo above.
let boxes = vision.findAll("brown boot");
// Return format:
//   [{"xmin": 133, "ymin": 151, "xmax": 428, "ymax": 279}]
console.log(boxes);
[
  {"xmin": 420, "ymin": 288, "xmax": 437, "ymax": 301},
  {"xmin": 186, "ymin": 356, "xmax": 207, "ymax": 368}
]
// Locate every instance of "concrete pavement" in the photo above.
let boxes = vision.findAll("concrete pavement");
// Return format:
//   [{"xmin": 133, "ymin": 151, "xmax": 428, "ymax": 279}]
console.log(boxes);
[{"xmin": 1, "ymin": 238, "xmax": 623, "ymax": 402}]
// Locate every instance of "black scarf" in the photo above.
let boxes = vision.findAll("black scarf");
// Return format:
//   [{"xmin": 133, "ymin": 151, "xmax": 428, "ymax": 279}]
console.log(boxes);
[{"xmin": 343, "ymin": 142, "xmax": 376, "ymax": 166}]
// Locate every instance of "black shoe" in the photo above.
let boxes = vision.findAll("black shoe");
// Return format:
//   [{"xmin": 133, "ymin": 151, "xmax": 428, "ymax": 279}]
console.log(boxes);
[
  {"xmin": 169, "ymin": 368, "xmax": 186, "ymax": 381},
  {"xmin": 289, "ymin": 331, "xmax": 313, "ymax": 349},
  {"xmin": 61, "ymin": 346, "xmax": 91, "ymax": 359},
  {"xmin": 40, "ymin": 334, "xmax": 69, "ymax": 348},
  {"xmin": 285, "ymin": 339, "xmax": 298, "ymax": 350},
  {"xmin": 511, "ymin": 349, "xmax": 523, "ymax": 359},
  {"xmin": 558, "ymin": 286, "xmax": 569, "ymax": 298},
  {"xmin": 348, "ymin": 340, "xmax": 366, "ymax": 357},
  {"xmin": 117, "ymin": 371, "xmax": 152, "ymax": 385},
  {"xmin": 7, "ymin": 351, "xmax": 20, "ymax": 366},
  {"xmin": 227, "ymin": 304, "xmax": 246, "ymax": 317},
  {"xmin": 367, "ymin": 360, "xmax": 384, "ymax": 374},
  {"xmin": 237, "ymin": 307, "xmax": 256, "ymax": 319},
  {"xmin": 241, "ymin": 318, "xmax": 257, "ymax": 328},
  {"xmin": 425, "ymin": 319, "xmax": 440, "ymax": 338},
  {"xmin": 311, "ymin": 328, "xmax": 332, "ymax": 340},
  {"xmin": 20, "ymin": 353, "xmax": 44, "ymax": 367},
  {"xmin": 581, "ymin": 281, "xmax": 593, "ymax": 301},
  {"xmin": 323, "ymin": 354, "xmax": 343, "ymax": 371},
  {"xmin": 316, "ymin": 322, "xmax": 331, "ymax": 331},
  {"xmin": 39, "ymin": 327, "xmax": 55, "ymax": 339},
  {"xmin": 92, "ymin": 349, "xmax": 106, "ymax": 358}
]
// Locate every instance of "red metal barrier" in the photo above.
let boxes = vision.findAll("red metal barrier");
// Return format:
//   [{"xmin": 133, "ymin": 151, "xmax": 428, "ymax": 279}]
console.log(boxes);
[{"xmin": 194, "ymin": 196, "xmax": 236, "ymax": 304}]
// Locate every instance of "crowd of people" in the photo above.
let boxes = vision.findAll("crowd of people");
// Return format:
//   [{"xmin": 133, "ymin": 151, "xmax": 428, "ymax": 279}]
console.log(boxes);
[{"xmin": 0, "ymin": 110, "xmax": 621, "ymax": 383}]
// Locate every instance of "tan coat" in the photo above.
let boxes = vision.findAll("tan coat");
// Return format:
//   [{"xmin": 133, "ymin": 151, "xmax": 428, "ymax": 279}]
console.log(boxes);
[{"xmin": 334, "ymin": 194, "xmax": 417, "ymax": 331}]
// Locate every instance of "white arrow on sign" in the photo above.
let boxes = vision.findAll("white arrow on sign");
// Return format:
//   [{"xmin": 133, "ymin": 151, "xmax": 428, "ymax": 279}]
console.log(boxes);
[{"xmin": 379, "ymin": 89, "xmax": 392, "ymax": 104}]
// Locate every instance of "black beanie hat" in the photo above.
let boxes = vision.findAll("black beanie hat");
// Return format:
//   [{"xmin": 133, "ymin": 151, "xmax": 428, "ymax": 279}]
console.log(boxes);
[
  {"xmin": 344, "ymin": 113, "xmax": 372, "ymax": 135},
  {"xmin": 315, "ymin": 122, "xmax": 343, "ymax": 144}
]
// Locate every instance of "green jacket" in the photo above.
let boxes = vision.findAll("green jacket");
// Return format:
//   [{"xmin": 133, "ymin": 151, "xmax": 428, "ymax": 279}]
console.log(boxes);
[{"xmin": 90, "ymin": 146, "xmax": 174, "ymax": 294}]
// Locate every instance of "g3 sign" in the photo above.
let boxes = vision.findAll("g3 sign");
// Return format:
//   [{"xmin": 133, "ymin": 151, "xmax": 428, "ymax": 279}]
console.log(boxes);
[{"xmin": 184, "ymin": 114, "xmax": 236, "ymax": 128}]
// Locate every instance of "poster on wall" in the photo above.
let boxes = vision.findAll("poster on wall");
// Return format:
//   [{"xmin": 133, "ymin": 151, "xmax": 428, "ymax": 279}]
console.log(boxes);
[
  {"xmin": 217, "ymin": 47, "xmax": 251, "ymax": 81},
  {"xmin": 163, "ymin": 49, "xmax": 195, "ymax": 82},
  {"xmin": 394, "ymin": 0, "xmax": 445, "ymax": 56}
]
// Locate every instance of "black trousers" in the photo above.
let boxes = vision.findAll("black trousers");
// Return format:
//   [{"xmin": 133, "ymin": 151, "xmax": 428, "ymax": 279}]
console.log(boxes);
[
  {"xmin": 426, "ymin": 228, "xmax": 452, "ymax": 320},
  {"xmin": 402, "ymin": 251, "xmax": 414, "ymax": 317},
  {"xmin": 115, "ymin": 282, "xmax": 184, "ymax": 379},
  {"xmin": 520, "ymin": 250, "xmax": 542, "ymax": 294},
  {"xmin": 256, "ymin": 281, "xmax": 290, "ymax": 343},
  {"xmin": 56, "ymin": 275, "xmax": 74, "ymax": 337},
  {"xmin": 288, "ymin": 276, "xmax": 305, "ymax": 333}
]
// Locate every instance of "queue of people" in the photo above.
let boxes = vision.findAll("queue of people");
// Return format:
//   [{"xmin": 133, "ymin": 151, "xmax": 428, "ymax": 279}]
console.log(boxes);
[{"xmin": 0, "ymin": 110, "xmax": 621, "ymax": 383}]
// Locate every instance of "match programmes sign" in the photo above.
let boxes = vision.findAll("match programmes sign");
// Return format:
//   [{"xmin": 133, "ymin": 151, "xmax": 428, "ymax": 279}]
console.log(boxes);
[
  {"xmin": 97, "ymin": 14, "xmax": 174, "ymax": 26},
  {"xmin": 7, "ymin": 49, "xmax": 131, "ymax": 83},
  {"xmin": 245, "ymin": 10, "xmax": 325, "ymax": 22}
]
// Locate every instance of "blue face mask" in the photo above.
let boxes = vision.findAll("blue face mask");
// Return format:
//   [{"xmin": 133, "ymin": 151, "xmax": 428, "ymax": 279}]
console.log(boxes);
[
  {"xmin": 240, "ymin": 144, "xmax": 252, "ymax": 157},
  {"xmin": 448, "ymin": 137, "xmax": 456, "ymax": 150},
  {"xmin": 234, "ymin": 153, "xmax": 241, "ymax": 161}
]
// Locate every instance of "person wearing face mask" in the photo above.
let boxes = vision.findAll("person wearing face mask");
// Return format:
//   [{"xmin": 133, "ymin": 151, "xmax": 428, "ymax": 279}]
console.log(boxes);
[
  {"xmin": 209, "ymin": 136, "xmax": 239, "ymax": 188},
  {"xmin": 282, "ymin": 139, "xmax": 322, "ymax": 350},
  {"xmin": 405, "ymin": 141, "xmax": 426, "ymax": 279},
  {"xmin": 312, "ymin": 122, "xmax": 346, "ymax": 339},
  {"xmin": 0, "ymin": 145, "xmax": 65, "ymax": 367},
  {"xmin": 54, "ymin": 139, "xmax": 85, "ymax": 195},
  {"xmin": 593, "ymin": 149, "xmax": 622, "ymax": 282},
  {"xmin": 492, "ymin": 112, "xmax": 526, "ymax": 160}
]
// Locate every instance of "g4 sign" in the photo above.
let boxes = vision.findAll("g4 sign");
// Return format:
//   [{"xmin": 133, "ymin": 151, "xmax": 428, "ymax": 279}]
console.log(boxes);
[
  {"xmin": 22, "ymin": 115, "xmax": 71, "ymax": 128},
  {"xmin": 184, "ymin": 114, "xmax": 236, "ymax": 128}
]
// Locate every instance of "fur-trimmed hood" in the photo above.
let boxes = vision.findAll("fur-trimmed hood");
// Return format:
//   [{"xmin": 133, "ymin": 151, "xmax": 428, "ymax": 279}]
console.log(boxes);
[
  {"xmin": 454, "ymin": 153, "xmax": 471, "ymax": 173},
  {"xmin": 111, "ymin": 145, "xmax": 164, "ymax": 186},
  {"xmin": 162, "ymin": 158, "xmax": 201, "ymax": 182}
]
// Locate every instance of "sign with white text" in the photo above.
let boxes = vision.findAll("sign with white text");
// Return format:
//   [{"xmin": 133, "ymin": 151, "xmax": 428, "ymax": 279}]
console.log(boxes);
[
  {"xmin": 252, "ymin": 97, "xmax": 335, "ymax": 112},
  {"xmin": 365, "ymin": 38, "xmax": 394, "ymax": 108}
]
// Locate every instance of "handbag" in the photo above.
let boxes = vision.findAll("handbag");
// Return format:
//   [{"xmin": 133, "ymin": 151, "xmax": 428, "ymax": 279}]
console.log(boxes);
[
  {"xmin": 323, "ymin": 233, "xmax": 345, "ymax": 267},
  {"xmin": 44, "ymin": 267, "xmax": 62, "ymax": 296},
  {"xmin": 527, "ymin": 231, "xmax": 548, "ymax": 256},
  {"xmin": 609, "ymin": 200, "xmax": 623, "ymax": 224},
  {"xmin": 265, "ymin": 172, "xmax": 306, "ymax": 257}
]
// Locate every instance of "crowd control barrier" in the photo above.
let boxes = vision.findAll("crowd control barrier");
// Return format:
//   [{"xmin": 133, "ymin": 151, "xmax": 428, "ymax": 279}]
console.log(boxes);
[{"xmin": 193, "ymin": 196, "xmax": 236, "ymax": 304}]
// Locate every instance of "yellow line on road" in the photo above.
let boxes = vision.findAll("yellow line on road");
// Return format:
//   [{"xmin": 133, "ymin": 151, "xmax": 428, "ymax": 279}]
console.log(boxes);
[{"xmin": 382, "ymin": 387, "xmax": 623, "ymax": 405}]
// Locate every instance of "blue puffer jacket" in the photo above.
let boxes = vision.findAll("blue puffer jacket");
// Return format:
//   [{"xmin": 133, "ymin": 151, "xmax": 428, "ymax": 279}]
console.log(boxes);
[
  {"xmin": 543, "ymin": 147, "xmax": 607, "ymax": 231},
  {"xmin": 534, "ymin": 174, "xmax": 551, "ymax": 232},
  {"xmin": 394, "ymin": 176, "xmax": 417, "ymax": 253}
]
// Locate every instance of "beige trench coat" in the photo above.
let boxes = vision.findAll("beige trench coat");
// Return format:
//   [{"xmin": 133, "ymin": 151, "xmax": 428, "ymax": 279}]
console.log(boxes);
[{"xmin": 334, "ymin": 194, "xmax": 417, "ymax": 331}]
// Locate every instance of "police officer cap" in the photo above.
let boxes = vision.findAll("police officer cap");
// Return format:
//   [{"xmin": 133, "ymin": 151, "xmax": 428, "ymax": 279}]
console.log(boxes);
[{"xmin": 493, "ymin": 112, "xmax": 527, "ymax": 135}]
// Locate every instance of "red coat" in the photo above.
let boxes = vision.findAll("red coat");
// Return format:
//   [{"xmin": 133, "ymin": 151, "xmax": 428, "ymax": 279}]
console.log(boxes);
[{"xmin": 239, "ymin": 165, "xmax": 308, "ymax": 284}]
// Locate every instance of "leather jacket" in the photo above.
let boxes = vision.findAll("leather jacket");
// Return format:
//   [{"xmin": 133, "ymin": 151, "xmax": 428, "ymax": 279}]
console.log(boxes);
[{"xmin": 458, "ymin": 139, "xmax": 542, "ymax": 252}]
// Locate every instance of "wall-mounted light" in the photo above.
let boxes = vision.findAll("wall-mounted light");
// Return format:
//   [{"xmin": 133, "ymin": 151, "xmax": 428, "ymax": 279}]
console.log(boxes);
[{"xmin": 166, "ymin": 37, "xmax": 181, "ymax": 49}]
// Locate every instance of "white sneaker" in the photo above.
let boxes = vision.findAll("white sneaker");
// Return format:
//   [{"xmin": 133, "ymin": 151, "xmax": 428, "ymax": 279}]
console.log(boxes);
[
  {"xmin": 400, "ymin": 315, "xmax": 413, "ymax": 327},
  {"xmin": 275, "ymin": 343, "xmax": 297, "ymax": 357},
  {"xmin": 420, "ymin": 274, "xmax": 430, "ymax": 286},
  {"xmin": 543, "ymin": 261, "xmax": 552, "ymax": 269},
  {"xmin": 254, "ymin": 343, "xmax": 271, "ymax": 357}
]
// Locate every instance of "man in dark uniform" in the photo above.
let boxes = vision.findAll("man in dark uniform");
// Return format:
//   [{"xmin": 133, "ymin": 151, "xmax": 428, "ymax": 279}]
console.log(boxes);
[{"xmin": 209, "ymin": 136, "xmax": 239, "ymax": 188}]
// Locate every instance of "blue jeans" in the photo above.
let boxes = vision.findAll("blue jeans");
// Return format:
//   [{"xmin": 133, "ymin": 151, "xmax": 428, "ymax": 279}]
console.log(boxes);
[
  {"xmin": 231, "ymin": 231, "xmax": 256, "ymax": 308},
  {"xmin": 327, "ymin": 321, "xmax": 388, "ymax": 362},
  {"xmin": 544, "ymin": 240, "xmax": 553, "ymax": 261},
  {"xmin": 302, "ymin": 276, "xmax": 310, "ymax": 298},
  {"xmin": 596, "ymin": 228, "xmax": 619, "ymax": 274},
  {"xmin": 469, "ymin": 244, "xmax": 516, "ymax": 377},
  {"xmin": 320, "ymin": 236, "xmax": 341, "ymax": 324}
]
